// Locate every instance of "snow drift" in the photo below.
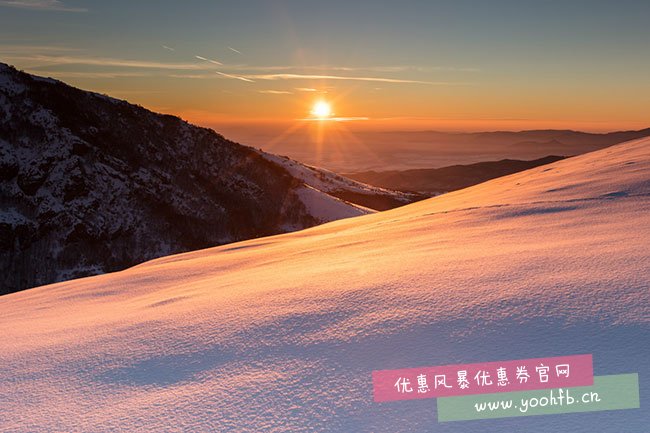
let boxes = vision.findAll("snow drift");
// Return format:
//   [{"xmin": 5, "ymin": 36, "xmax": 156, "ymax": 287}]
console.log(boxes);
[{"xmin": 0, "ymin": 138, "xmax": 648, "ymax": 432}]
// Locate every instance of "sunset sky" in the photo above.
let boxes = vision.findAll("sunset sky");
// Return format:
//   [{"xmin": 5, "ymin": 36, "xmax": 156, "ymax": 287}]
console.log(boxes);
[{"xmin": 1, "ymin": 0, "xmax": 649, "ymax": 134}]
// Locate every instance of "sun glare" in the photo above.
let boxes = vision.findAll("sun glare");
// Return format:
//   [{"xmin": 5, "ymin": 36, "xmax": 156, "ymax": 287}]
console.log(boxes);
[{"xmin": 311, "ymin": 101, "xmax": 332, "ymax": 119}]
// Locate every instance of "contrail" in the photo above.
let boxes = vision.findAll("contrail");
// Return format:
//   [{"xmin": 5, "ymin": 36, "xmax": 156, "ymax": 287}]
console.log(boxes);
[
  {"xmin": 228, "ymin": 47, "xmax": 242, "ymax": 54},
  {"xmin": 195, "ymin": 55, "xmax": 223, "ymax": 65},
  {"xmin": 215, "ymin": 71, "xmax": 254, "ymax": 83}
]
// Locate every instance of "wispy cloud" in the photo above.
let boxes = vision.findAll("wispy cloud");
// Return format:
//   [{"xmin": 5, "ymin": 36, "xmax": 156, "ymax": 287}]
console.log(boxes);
[
  {"xmin": 2, "ymin": 50, "xmax": 475, "ymax": 87},
  {"xmin": 162, "ymin": 45, "xmax": 175, "ymax": 51},
  {"xmin": 215, "ymin": 71, "xmax": 255, "ymax": 83},
  {"xmin": 0, "ymin": 0, "xmax": 87, "ymax": 12},
  {"xmin": 195, "ymin": 55, "xmax": 222, "ymax": 66},
  {"xmin": 228, "ymin": 47, "xmax": 242, "ymax": 55},
  {"xmin": 236, "ymin": 73, "xmax": 461, "ymax": 85},
  {"xmin": 161, "ymin": 71, "xmax": 469, "ymax": 86},
  {"xmin": 169, "ymin": 74, "xmax": 211, "ymax": 79},
  {"xmin": 258, "ymin": 90, "xmax": 292, "ymax": 95},
  {"xmin": 3, "ymin": 54, "xmax": 212, "ymax": 70},
  {"xmin": 216, "ymin": 64, "xmax": 479, "ymax": 73},
  {"xmin": 35, "ymin": 70, "xmax": 151, "ymax": 79},
  {"xmin": 300, "ymin": 116, "xmax": 370, "ymax": 122},
  {"xmin": 342, "ymin": 65, "xmax": 480, "ymax": 73},
  {"xmin": 0, "ymin": 44, "xmax": 82, "ymax": 53}
]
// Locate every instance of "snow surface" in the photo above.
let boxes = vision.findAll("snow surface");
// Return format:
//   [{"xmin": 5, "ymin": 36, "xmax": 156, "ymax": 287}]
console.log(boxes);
[
  {"xmin": 259, "ymin": 151, "xmax": 417, "ymax": 213},
  {"xmin": 295, "ymin": 185, "xmax": 372, "ymax": 223},
  {"xmin": 260, "ymin": 151, "xmax": 411, "ymax": 197},
  {"xmin": 1, "ymin": 139, "xmax": 649, "ymax": 432}
]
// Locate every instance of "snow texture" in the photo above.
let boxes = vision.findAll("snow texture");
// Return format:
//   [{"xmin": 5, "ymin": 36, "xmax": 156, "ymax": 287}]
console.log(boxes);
[
  {"xmin": 260, "ymin": 151, "xmax": 414, "ymax": 198},
  {"xmin": 296, "ymin": 185, "xmax": 372, "ymax": 222},
  {"xmin": 0, "ymin": 138, "xmax": 649, "ymax": 432}
]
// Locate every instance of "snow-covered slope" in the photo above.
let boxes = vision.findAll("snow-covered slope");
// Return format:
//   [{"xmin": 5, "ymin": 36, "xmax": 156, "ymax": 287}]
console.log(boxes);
[
  {"xmin": 0, "ymin": 138, "xmax": 649, "ymax": 432},
  {"xmin": 260, "ymin": 152, "xmax": 422, "ymax": 209}
]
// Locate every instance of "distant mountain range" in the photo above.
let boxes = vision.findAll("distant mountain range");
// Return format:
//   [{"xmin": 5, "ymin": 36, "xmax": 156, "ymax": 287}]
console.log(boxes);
[
  {"xmin": 248, "ymin": 126, "xmax": 650, "ymax": 171},
  {"xmin": 410, "ymin": 128, "xmax": 650, "ymax": 149},
  {"xmin": 345, "ymin": 155, "xmax": 566, "ymax": 194},
  {"xmin": 0, "ymin": 63, "xmax": 413, "ymax": 294}
]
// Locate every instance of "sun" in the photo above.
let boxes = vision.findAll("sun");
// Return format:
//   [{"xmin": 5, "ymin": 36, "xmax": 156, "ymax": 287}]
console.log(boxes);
[{"xmin": 311, "ymin": 101, "xmax": 332, "ymax": 119}]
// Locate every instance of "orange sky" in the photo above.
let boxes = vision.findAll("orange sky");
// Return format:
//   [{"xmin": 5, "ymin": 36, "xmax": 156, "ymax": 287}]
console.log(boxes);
[{"xmin": 1, "ymin": 1, "xmax": 648, "ymax": 134}]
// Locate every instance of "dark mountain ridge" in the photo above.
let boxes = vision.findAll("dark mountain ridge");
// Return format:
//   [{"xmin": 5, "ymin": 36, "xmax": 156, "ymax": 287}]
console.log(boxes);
[
  {"xmin": 0, "ymin": 63, "xmax": 410, "ymax": 294},
  {"xmin": 345, "ymin": 155, "xmax": 567, "ymax": 193}
]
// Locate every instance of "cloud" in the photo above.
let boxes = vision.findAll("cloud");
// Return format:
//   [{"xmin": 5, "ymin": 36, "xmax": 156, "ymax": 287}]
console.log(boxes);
[
  {"xmin": 343, "ymin": 65, "xmax": 480, "ymax": 73},
  {"xmin": 3, "ymin": 50, "xmax": 475, "ymax": 87},
  {"xmin": 169, "ymin": 74, "xmax": 212, "ymax": 79},
  {"xmin": 0, "ymin": 44, "xmax": 82, "ymax": 53},
  {"xmin": 35, "ymin": 70, "xmax": 151, "ymax": 79},
  {"xmin": 228, "ymin": 47, "xmax": 242, "ymax": 55},
  {"xmin": 215, "ymin": 71, "xmax": 255, "ymax": 83},
  {"xmin": 4, "ymin": 54, "xmax": 213, "ymax": 70},
  {"xmin": 300, "ymin": 116, "xmax": 370, "ymax": 122},
  {"xmin": 236, "ymin": 73, "xmax": 462, "ymax": 85},
  {"xmin": 195, "ymin": 55, "xmax": 222, "ymax": 66},
  {"xmin": 0, "ymin": 0, "xmax": 87, "ymax": 12},
  {"xmin": 258, "ymin": 90, "xmax": 292, "ymax": 95},
  {"xmin": 216, "ymin": 64, "xmax": 479, "ymax": 73},
  {"xmin": 2, "ymin": 48, "xmax": 476, "ymax": 82}
]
